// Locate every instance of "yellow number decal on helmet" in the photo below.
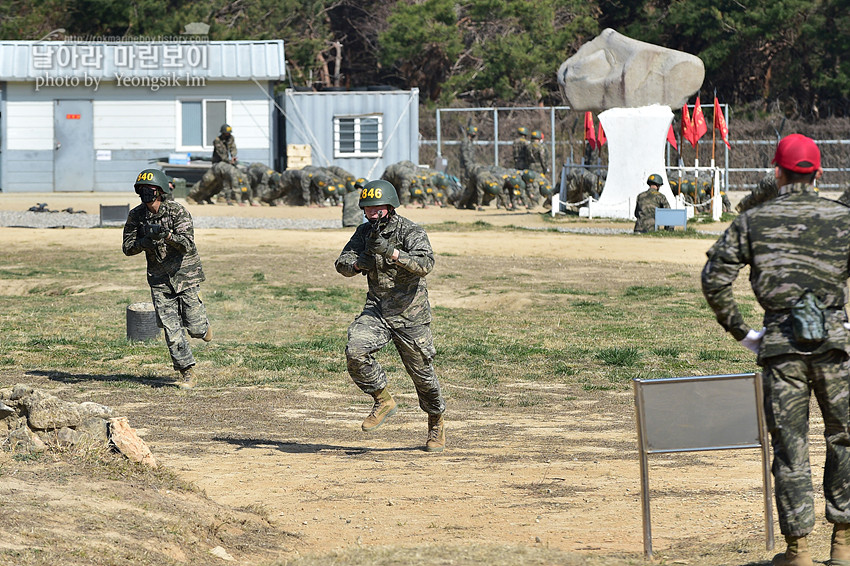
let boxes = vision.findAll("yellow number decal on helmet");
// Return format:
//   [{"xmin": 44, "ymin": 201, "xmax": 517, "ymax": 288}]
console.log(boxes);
[{"xmin": 136, "ymin": 171, "xmax": 154, "ymax": 182}]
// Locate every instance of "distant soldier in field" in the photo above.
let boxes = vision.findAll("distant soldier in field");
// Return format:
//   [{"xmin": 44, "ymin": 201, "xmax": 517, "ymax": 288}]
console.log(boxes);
[
  {"xmin": 520, "ymin": 170, "xmax": 551, "ymax": 209},
  {"xmin": 458, "ymin": 125, "xmax": 483, "ymax": 196},
  {"xmin": 633, "ymin": 174, "xmax": 670, "ymax": 233},
  {"xmin": 187, "ymin": 161, "xmax": 248, "ymax": 206},
  {"xmin": 528, "ymin": 130, "xmax": 548, "ymax": 175},
  {"xmin": 513, "ymin": 127, "xmax": 531, "ymax": 171},
  {"xmin": 245, "ymin": 162, "xmax": 279, "ymax": 205},
  {"xmin": 702, "ymin": 134, "xmax": 850, "ymax": 566},
  {"xmin": 335, "ymin": 180, "xmax": 446, "ymax": 452},
  {"xmin": 212, "ymin": 124, "xmax": 237, "ymax": 165},
  {"xmin": 381, "ymin": 160, "xmax": 418, "ymax": 207},
  {"xmin": 122, "ymin": 169, "xmax": 212, "ymax": 389}
]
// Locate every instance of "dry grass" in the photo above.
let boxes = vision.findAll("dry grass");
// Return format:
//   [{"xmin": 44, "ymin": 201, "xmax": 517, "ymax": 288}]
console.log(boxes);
[{"xmin": 0, "ymin": 223, "xmax": 772, "ymax": 566}]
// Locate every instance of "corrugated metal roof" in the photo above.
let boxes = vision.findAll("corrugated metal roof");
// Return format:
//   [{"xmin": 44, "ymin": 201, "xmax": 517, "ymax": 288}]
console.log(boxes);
[{"xmin": 0, "ymin": 40, "xmax": 285, "ymax": 81}]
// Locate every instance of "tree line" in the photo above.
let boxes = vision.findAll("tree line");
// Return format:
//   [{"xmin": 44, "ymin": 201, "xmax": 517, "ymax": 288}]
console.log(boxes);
[{"xmin": 2, "ymin": 0, "xmax": 848, "ymax": 118}]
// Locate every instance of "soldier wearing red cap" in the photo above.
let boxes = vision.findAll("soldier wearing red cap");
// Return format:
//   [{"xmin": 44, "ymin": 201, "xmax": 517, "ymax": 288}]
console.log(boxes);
[{"xmin": 702, "ymin": 134, "xmax": 850, "ymax": 566}]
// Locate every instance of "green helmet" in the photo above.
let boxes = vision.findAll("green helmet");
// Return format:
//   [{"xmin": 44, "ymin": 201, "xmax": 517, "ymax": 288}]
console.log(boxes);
[
  {"xmin": 220, "ymin": 123, "xmax": 232, "ymax": 135},
  {"xmin": 467, "ymin": 126, "xmax": 478, "ymax": 136},
  {"xmin": 646, "ymin": 174, "xmax": 663, "ymax": 187},
  {"xmin": 134, "ymin": 168, "xmax": 172, "ymax": 194},
  {"xmin": 517, "ymin": 127, "xmax": 528, "ymax": 136},
  {"xmin": 359, "ymin": 179, "xmax": 400, "ymax": 209},
  {"xmin": 531, "ymin": 130, "xmax": 542, "ymax": 140}
]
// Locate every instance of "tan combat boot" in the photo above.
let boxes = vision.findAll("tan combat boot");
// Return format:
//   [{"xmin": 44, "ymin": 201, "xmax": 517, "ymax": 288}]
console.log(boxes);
[
  {"xmin": 178, "ymin": 366, "xmax": 197, "ymax": 390},
  {"xmin": 361, "ymin": 388, "xmax": 397, "ymax": 432},
  {"xmin": 425, "ymin": 414, "xmax": 445, "ymax": 453},
  {"xmin": 832, "ymin": 523, "xmax": 850, "ymax": 566},
  {"xmin": 772, "ymin": 536, "xmax": 813, "ymax": 566}
]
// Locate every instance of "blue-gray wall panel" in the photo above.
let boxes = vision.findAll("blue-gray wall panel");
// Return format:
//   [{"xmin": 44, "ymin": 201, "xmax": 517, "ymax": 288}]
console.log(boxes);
[{"xmin": 3, "ymin": 150, "xmax": 54, "ymax": 191}]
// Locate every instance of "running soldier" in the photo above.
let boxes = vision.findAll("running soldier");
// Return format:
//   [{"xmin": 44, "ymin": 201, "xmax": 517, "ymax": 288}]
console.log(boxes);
[
  {"xmin": 122, "ymin": 169, "xmax": 212, "ymax": 389},
  {"xmin": 335, "ymin": 180, "xmax": 446, "ymax": 452}
]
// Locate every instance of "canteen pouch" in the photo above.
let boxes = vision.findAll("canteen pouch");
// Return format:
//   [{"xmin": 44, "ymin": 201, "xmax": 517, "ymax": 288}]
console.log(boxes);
[{"xmin": 791, "ymin": 289, "xmax": 826, "ymax": 344}]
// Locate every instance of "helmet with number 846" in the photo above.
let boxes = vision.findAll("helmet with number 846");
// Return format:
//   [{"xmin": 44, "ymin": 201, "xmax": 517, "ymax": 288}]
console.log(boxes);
[{"xmin": 358, "ymin": 179, "xmax": 400, "ymax": 209}]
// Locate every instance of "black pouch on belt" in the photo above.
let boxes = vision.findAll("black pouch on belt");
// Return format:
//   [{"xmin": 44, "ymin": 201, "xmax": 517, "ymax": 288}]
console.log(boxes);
[{"xmin": 791, "ymin": 289, "xmax": 826, "ymax": 344}]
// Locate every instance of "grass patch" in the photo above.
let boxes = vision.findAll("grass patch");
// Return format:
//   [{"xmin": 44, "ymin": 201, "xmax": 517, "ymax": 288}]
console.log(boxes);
[{"xmin": 596, "ymin": 347, "xmax": 642, "ymax": 367}]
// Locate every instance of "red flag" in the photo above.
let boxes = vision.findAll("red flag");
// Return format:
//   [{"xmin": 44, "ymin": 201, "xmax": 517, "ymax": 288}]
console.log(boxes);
[
  {"xmin": 693, "ymin": 96, "xmax": 708, "ymax": 141},
  {"xmin": 597, "ymin": 123, "xmax": 606, "ymax": 147},
  {"xmin": 584, "ymin": 111, "xmax": 597, "ymax": 149},
  {"xmin": 666, "ymin": 124, "xmax": 678, "ymax": 151},
  {"xmin": 681, "ymin": 104, "xmax": 696, "ymax": 148},
  {"xmin": 713, "ymin": 96, "xmax": 731, "ymax": 149}
]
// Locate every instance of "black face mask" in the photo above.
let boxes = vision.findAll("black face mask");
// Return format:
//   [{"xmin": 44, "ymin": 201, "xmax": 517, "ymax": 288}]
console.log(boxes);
[{"xmin": 137, "ymin": 186, "xmax": 158, "ymax": 203}]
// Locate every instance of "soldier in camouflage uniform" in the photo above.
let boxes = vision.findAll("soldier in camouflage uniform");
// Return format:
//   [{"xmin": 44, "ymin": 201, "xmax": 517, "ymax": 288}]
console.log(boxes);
[
  {"xmin": 520, "ymin": 170, "xmax": 551, "ymax": 210},
  {"xmin": 736, "ymin": 174, "xmax": 779, "ymax": 213},
  {"xmin": 633, "ymin": 174, "xmax": 670, "ymax": 233},
  {"xmin": 335, "ymin": 180, "xmax": 446, "ymax": 452},
  {"xmin": 186, "ymin": 161, "xmax": 249, "ymax": 206},
  {"xmin": 212, "ymin": 124, "xmax": 237, "ymax": 165},
  {"xmin": 246, "ymin": 162, "xmax": 281, "ymax": 206},
  {"xmin": 513, "ymin": 127, "xmax": 531, "ymax": 171},
  {"xmin": 122, "ymin": 169, "xmax": 212, "ymax": 389},
  {"xmin": 528, "ymin": 130, "xmax": 548, "ymax": 175},
  {"xmin": 702, "ymin": 134, "xmax": 850, "ymax": 566},
  {"xmin": 381, "ymin": 160, "xmax": 418, "ymax": 207}
]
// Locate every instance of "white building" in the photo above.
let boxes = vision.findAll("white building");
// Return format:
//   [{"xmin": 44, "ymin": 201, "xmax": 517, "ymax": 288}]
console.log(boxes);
[{"xmin": 0, "ymin": 40, "xmax": 285, "ymax": 192}]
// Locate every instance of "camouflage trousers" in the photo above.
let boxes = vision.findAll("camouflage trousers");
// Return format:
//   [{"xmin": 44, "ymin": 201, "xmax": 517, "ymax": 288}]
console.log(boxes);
[
  {"xmin": 345, "ymin": 306, "xmax": 445, "ymax": 415},
  {"xmin": 763, "ymin": 350, "xmax": 850, "ymax": 536},
  {"xmin": 150, "ymin": 284, "xmax": 209, "ymax": 371}
]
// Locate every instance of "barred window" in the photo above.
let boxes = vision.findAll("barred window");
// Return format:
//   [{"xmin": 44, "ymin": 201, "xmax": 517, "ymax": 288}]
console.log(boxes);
[{"xmin": 334, "ymin": 115, "xmax": 382, "ymax": 157}]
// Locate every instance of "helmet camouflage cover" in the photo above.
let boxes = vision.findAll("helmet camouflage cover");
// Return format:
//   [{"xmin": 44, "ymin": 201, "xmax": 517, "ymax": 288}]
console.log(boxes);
[{"xmin": 359, "ymin": 179, "xmax": 401, "ymax": 209}]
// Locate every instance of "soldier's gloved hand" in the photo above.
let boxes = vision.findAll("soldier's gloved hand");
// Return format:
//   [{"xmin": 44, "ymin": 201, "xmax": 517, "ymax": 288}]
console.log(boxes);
[
  {"xmin": 356, "ymin": 252, "xmax": 375, "ymax": 273},
  {"xmin": 739, "ymin": 327, "xmax": 766, "ymax": 354},
  {"xmin": 147, "ymin": 224, "xmax": 168, "ymax": 241},
  {"xmin": 368, "ymin": 233, "xmax": 395, "ymax": 259},
  {"xmin": 138, "ymin": 236, "xmax": 157, "ymax": 251}
]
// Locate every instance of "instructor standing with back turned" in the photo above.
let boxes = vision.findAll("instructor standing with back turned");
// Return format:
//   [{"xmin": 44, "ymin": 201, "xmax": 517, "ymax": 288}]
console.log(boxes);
[{"xmin": 702, "ymin": 134, "xmax": 850, "ymax": 566}]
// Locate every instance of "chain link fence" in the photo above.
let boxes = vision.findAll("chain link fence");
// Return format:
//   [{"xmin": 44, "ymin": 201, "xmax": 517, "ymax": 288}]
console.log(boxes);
[{"xmin": 418, "ymin": 106, "xmax": 850, "ymax": 195}]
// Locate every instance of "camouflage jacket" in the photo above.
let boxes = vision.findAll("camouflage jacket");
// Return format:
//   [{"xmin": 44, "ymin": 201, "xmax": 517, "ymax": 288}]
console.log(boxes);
[
  {"xmin": 212, "ymin": 135, "xmax": 237, "ymax": 164},
  {"xmin": 335, "ymin": 214, "xmax": 434, "ymax": 327},
  {"xmin": 633, "ymin": 188, "xmax": 669, "ymax": 232},
  {"xmin": 528, "ymin": 141, "xmax": 548, "ymax": 173},
  {"xmin": 512, "ymin": 138, "xmax": 530, "ymax": 170},
  {"xmin": 122, "ymin": 200, "xmax": 205, "ymax": 293},
  {"xmin": 702, "ymin": 183, "xmax": 850, "ymax": 361},
  {"xmin": 247, "ymin": 162, "xmax": 272, "ymax": 194}
]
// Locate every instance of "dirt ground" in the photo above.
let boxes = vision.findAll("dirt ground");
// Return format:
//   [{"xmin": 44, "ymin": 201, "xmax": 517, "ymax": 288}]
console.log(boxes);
[{"xmin": 1, "ymin": 192, "xmax": 833, "ymax": 565}]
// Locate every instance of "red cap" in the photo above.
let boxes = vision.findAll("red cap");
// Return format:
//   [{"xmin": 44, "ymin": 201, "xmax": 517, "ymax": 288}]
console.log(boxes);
[{"xmin": 772, "ymin": 134, "xmax": 821, "ymax": 173}]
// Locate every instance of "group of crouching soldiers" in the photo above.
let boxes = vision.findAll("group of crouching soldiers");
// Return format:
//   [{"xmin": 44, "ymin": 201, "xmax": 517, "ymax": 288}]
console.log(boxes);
[{"xmin": 186, "ymin": 157, "xmax": 556, "ymax": 211}]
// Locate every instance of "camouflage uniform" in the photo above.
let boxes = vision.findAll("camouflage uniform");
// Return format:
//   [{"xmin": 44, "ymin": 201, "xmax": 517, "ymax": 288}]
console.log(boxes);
[
  {"xmin": 122, "ymin": 200, "xmax": 209, "ymax": 372},
  {"xmin": 381, "ymin": 161, "xmax": 418, "ymax": 206},
  {"xmin": 702, "ymin": 182, "xmax": 850, "ymax": 537},
  {"xmin": 528, "ymin": 137, "xmax": 548, "ymax": 174},
  {"xmin": 513, "ymin": 133, "xmax": 530, "ymax": 171},
  {"xmin": 633, "ymin": 186, "xmax": 669, "ymax": 233},
  {"xmin": 521, "ymin": 170, "xmax": 551, "ymax": 209},
  {"xmin": 187, "ymin": 162, "xmax": 247, "ymax": 205},
  {"xmin": 246, "ymin": 162, "xmax": 280, "ymax": 204},
  {"xmin": 212, "ymin": 133, "xmax": 237, "ymax": 164},
  {"xmin": 485, "ymin": 166, "xmax": 524, "ymax": 210},
  {"xmin": 335, "ymin": 214, "xmax": 445, "ymax": 416},
  {"xmin": 737, "ymin": 174, "xmax": 779, "ymax": 213}
]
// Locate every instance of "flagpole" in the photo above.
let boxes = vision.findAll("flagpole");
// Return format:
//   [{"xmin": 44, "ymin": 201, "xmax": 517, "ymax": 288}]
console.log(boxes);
[{"xmin": 694, "ymin": 101, "xmax": 699, "ymax": 205}]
